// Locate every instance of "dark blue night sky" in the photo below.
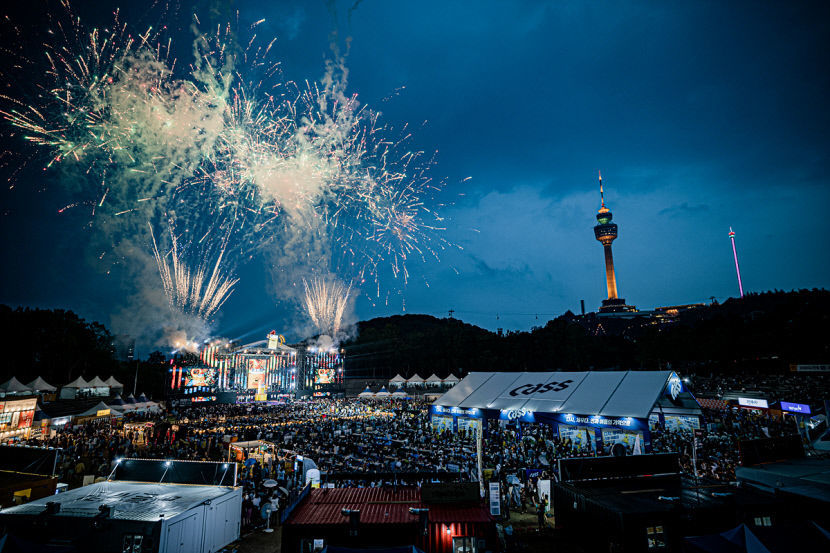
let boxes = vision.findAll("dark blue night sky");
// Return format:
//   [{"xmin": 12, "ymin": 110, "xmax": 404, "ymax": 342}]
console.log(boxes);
[{"xmin": 1, "ymin": 0, "xmax": 829, "ymax": 350}]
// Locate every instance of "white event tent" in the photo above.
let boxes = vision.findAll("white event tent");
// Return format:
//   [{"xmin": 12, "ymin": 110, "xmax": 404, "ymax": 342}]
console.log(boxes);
[
  {"xmin": 27, "ymin": 377, "xmax": 57, "ymax": 392},
  {"xmin": 388, "ymin": 374, "xmax": 407, "ymax": 388},
  {"xmin": 442, "ymin": 374, "xmax": 460, "ymax": 387},
  {"xmin": 431, "ymin": 371, "xmax": 702, "ymax": 453},
  {"xmin": 0, "ymin": 377, "xmax": 33, "ymax": 394},
  {"xmin": 425, "ymin": 374, "xmax": 443, "ymax": 387},
  {"xmin": 406, "ymin": 374, "xmax": 425, "ymax": 387}
]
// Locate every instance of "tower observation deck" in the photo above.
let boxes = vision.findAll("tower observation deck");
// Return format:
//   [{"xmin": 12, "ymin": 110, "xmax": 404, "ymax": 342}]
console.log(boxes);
[{"xmin": 594, "ymin": 172, "xmax": 636, "ymax": 313}]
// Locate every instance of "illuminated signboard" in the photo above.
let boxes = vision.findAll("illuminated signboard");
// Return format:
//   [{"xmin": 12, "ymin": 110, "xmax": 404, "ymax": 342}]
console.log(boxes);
[
  {"xmin": 780, "ymin": 401, "xmax": 811, "ymax": 414},
  {"xmin": 563, "ymin": 413, "xmax": 635, "ymax": 427},
  {"xmin": 17, "ymin": 410, "xmax": 34, "ymax": 429},
  {"xmin": 738, "ymin": 397, "xmax": 769, "ymax": 409},
  {"xmin": 96, "ymin": 409, "xmax": 111, "ymax": 417}
]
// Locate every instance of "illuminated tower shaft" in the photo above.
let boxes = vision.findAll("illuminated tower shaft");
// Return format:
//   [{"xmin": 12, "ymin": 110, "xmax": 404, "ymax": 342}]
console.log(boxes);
[
  {"xmin": 602, "ymin": 241, "xmax": 618, "ymax": 299},
  {"xmin": 729, "ymin": 227, "xmax": 744, "ymax": 297}
]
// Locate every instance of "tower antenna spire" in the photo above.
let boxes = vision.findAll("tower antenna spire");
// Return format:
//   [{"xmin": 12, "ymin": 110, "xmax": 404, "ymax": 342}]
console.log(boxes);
[
  {"xmin": 598, "ymin": 170, "xmax": 609, "ymax": 214},
  {"xmin": 599, "ymin": 170, "xmax": 606, "ymax": 208},
  {"xmin": 728, "ymin": 227, "xmax": 744, "ymax": 297}
]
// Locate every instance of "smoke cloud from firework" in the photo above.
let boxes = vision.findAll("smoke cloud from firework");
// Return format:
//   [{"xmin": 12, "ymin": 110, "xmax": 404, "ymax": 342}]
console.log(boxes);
[{"xmin": 0, "ymin": 2, "xmax": 452, "ymax": 349}]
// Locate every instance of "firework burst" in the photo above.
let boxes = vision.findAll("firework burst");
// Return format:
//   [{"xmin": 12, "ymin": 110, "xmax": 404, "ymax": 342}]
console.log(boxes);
[
  {"xmin": 150, "ymin": 224, "xmax": 238, "ymax": 321},
  {"xmin": 303, "ymin": 276, "xmax": 352, "ymax": 337}
]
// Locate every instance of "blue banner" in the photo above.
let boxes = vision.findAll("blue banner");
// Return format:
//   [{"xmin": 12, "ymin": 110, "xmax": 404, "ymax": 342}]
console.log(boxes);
[{"xmin": 780, "ymin": 401, "xmax": 811, "ymax": 414}]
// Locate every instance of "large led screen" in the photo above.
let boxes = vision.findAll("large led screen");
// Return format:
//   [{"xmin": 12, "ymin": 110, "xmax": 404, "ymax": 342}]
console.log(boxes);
[
  {"xmin": 247, "ymin": 358, "xmax": 267, "ymax": 389},
  {"xmin": 183, "ymin": 368, "xmax": 217, "ymax": 387}
]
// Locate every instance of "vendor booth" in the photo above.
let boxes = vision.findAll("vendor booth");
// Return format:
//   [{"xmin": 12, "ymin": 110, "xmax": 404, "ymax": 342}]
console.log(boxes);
[
  {"xmin": 431, "ymin": 371, "xmax": 702, "ymax": 454},
  {"xmin": 73, "ymin": 401, "xmax": 122, "ymax": 424},
  {"xmin": 0, "ymin": 397, "xmax": 38, "ymax": 441},
  {"xmin": 229, "ymin": 440, "xmax": 277, "ymax": 465}
]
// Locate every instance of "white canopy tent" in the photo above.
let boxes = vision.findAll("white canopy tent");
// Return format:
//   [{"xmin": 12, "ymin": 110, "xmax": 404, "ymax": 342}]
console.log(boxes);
[
  {"xmin": 26, "ymin": 377, "xmax": 57, "ymax": 392},
  {"xmin": 77, "ymin": 401, "xmax": 122, "ymax": 418},
  {"xmin": 391, "ymin": 389, "xmax": 410, "ymax": 398},
  {"xmin": 433, "ymin": 371, "xmax": 700, "ymax": 419},
  {"xmin": 374, "ymin": 386, "xmax": 391, "ymax": 397},
  {"xmin": 104, "ymin": 376, "xmax": 124, "ymax": 390},
  {"xmin": 442, "ymin": 374, "xmax": 460, "ymax": 386},
  {"xmin": 357, "ymin": 387, "xmax": 374, "ymax": 398},
  {"xmin": 0, "ymin": 377, "xmax": 33, "ymax": 394},
  {"xmin": 425, "ymin": 374, "xmax": 443, "ymax": 387},
  {"xmin": 389, "ymin": 374, "xmax": 407, "ymax": 388},
  {"xmin": 63, "ymin": 376, "xmax": 90, "ymax": 389},
  {"xmin": 406, "ymin": 374, "xmax": 425, "ymax": 387},
  {"xmin": 60, "ymin": 376, "xmax": 91, "ymax": 399},
  {"xmin": 87, "ymin": 376, "xmax": 108, "ymax": 388}
]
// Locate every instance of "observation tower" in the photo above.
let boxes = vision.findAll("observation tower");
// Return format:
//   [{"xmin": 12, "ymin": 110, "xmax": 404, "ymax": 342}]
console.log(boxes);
[{"xmin": 594, "ymin": 172, "xmax": 635, "ymax": 313}]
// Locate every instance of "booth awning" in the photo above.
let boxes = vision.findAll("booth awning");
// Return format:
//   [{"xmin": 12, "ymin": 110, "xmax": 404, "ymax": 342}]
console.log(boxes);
[
  {"xmin": 433, "ymin": 371, "xmax": 697, "ymax": 419},
  {"xmin": 406, "ymin": 375, "xmax": 424, "ymax": 384},
  {"xmin": 425, "ymin": 374, "xmax": 443, "ymax": 383},
  {"xmin": 389, "ymin": 374, "xmax": 407, "ymax": 383}
]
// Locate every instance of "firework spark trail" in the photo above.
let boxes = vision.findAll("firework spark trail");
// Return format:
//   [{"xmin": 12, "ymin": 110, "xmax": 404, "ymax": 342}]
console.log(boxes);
[
  {"xmin": 303, "ymin": 277, "xmax": 352, "ymax": 337},
  {"xmin": 149, "ymin": 223, "xmax": 238, "ymax": 321}
]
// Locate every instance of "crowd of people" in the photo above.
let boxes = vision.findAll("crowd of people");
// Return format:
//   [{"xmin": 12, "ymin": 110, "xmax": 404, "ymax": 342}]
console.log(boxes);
[
  {"xmin": 689, "ymin": 372, "xmax": 829, "ymax": 406},
  {"xmin": 19, "ymin": 387, "xmax": 812, "ymax": 532}
]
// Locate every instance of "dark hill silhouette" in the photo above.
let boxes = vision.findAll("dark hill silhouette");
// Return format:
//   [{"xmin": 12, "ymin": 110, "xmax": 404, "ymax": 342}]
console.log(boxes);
[{"xmin": 343, "ymin": 289, "xmax": 830, "ymax": 379}]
